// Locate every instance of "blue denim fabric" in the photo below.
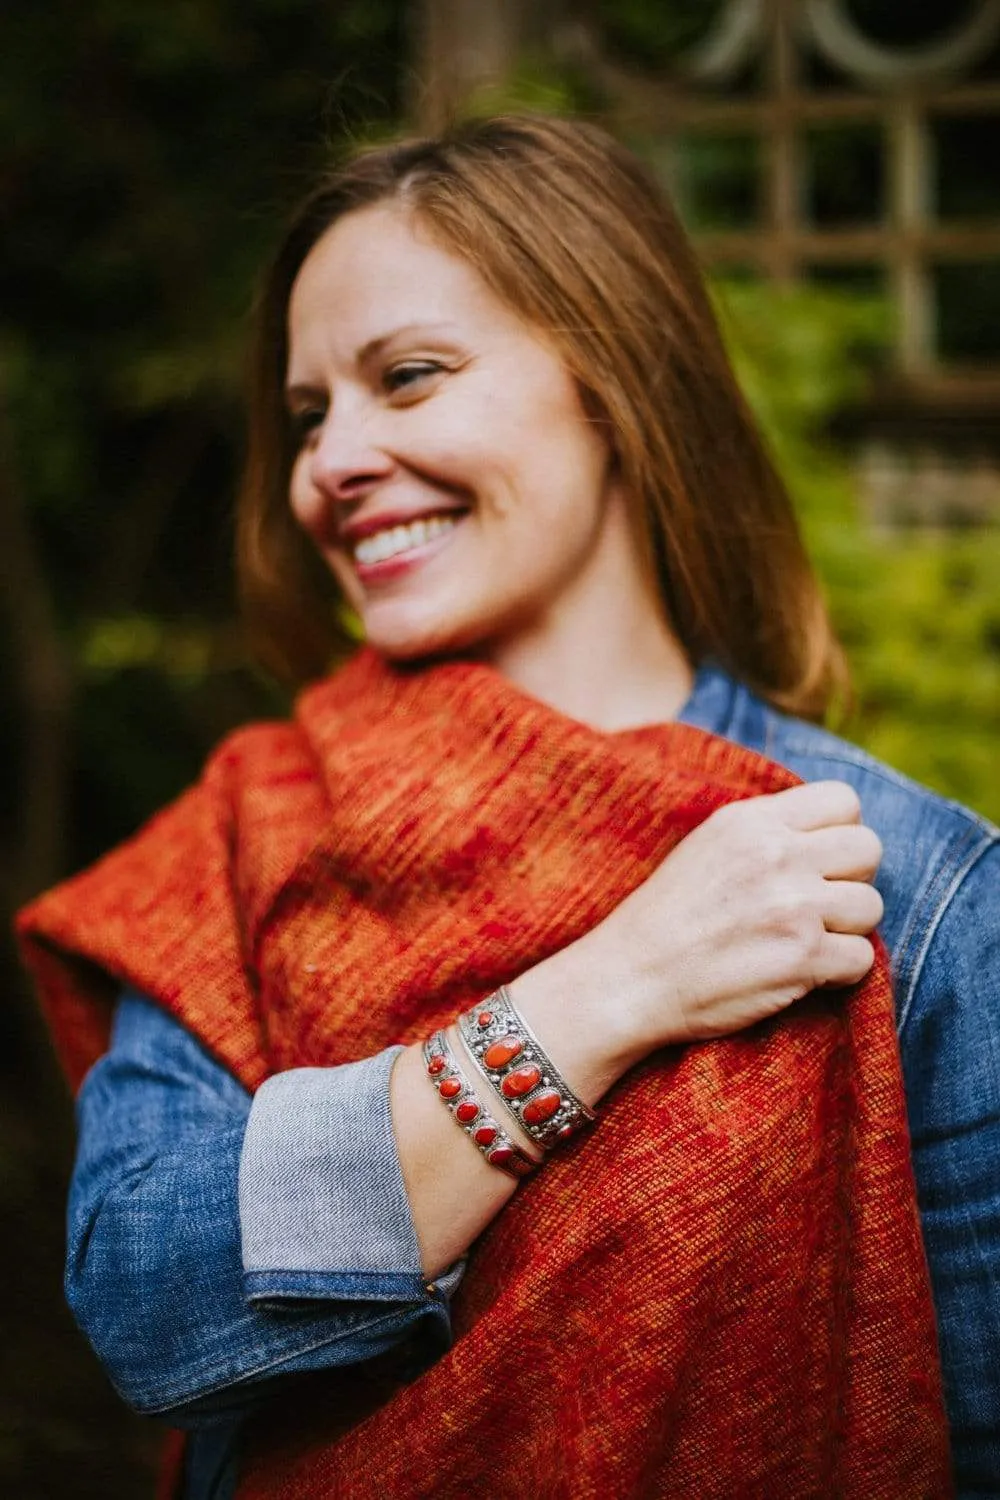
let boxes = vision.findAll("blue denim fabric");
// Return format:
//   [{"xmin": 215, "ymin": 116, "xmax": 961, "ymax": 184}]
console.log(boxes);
[
  {"xmin": 67, "ymin": 662, "xmax": 1000, "ymax": 1498},
  {"xmin": 69, "ymin": 999, "xmax": 461, "ymax": 1498}
]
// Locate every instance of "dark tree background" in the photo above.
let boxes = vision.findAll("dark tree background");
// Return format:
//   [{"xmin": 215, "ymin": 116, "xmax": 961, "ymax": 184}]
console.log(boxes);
[{"xmin": 1, "ymin": 5, "xmax": 409, "ymax": 1492}]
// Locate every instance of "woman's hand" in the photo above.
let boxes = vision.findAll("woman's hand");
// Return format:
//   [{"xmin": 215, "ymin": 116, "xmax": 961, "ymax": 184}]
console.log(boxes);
[
  {"xmin": 401, "ymin": 780, "xmax": 884, "ymax": 1277},
  {"xmin": 579, "ymin": 779, "xmax": 884, "ymax": 1059}
]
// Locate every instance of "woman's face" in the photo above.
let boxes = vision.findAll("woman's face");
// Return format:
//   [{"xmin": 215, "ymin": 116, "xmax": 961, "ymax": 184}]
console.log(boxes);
[{"xmin": 285, "ymin": 203, "xmax": 625, "ymax": 663}]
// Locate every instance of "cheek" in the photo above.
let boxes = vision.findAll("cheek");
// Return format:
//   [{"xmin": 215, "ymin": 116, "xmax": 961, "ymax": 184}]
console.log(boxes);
[
  {"xmin": 503, "ymin": 412, "xmax": 611, "ymax": 526},
  {"xmin": 288, "ymin": 460, "xmax": 315, "ymax": 533},
  {"xmin": 288, "ymin": 457, "xmax": 341, "ymax": 546},
  {"xmin": 286, "ymin": 463, "xmax": 360, "ymax": 599}
]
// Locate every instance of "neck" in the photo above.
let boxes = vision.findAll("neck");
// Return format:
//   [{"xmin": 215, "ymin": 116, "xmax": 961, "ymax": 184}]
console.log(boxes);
[
  {"xmin": 484, "ymin": 510, "xmax": 693, "ymax": 734},
  {"xmin": 490, "ymin": 621, "xmax": 692, "ymax": 734}
]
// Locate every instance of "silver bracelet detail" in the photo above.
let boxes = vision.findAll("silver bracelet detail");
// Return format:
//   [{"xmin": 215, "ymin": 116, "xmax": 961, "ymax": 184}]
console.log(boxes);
[
  {"xmin": 422, "ymin": 1030, "xmax": 540, "ymax": 1180},
  {"xmin": 457, "ymin": 985, "xmax": 597, "ymax": 1152}
]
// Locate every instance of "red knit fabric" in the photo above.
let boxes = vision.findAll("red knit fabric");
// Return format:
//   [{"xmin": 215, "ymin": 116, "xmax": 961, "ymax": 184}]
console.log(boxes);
[{"xmin": 17, "ymin": 649, "xmax": 950, "ymax": 1498}]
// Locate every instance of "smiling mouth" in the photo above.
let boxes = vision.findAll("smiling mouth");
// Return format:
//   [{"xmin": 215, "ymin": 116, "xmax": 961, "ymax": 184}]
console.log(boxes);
[{"xmin": 352, "ymin": 513, "xmax": 463, "ymax": 567}]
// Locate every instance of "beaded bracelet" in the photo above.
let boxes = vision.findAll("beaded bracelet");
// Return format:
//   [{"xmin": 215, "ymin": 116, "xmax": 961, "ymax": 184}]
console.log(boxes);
[
  {"xmin": 422, "ymin": 1029, "xmax": 540, "ymax": 1180},
  {"xmin": 457, "ymin": 985, "xmax": 597, "ymax": 1152}
]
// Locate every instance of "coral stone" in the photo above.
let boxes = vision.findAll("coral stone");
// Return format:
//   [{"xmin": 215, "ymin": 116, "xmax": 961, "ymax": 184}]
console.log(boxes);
[
  {"xmin": 556, "ymin": 1123, "xmax": 577, "ymax": 1141},
  {"xmin": 522, "ymin": 1089, "xmax": 562, "ymax": 1125},
  {"xmin": 438, "ymin": 1077, "xmax": 462, "ymax": 1099},
  {"xmin": 500, "ymin": 1064, "xmax": 542, "ymax": 1098},
  {"xmin": 488, "ymin": 1146, "xmax": 515, "ymax": 1168},
  {"xmin": 426, "ymin": 1056, "xmax": 446, "ymax": 1076},
  {"xmin": 473, "ymin": 1125, "xmax": 498, "ymax": 1147},
  {"xmin": 456, "ymin": 1099, "xmax": 480, "ymax": 1123},
  {"xmin": 483, "ymin": 1038, "xmax": 523, "ymax": 1069},
  {"xmin": 476, "ymin": 1011, "xmax": 494, "ymax": 1028}
]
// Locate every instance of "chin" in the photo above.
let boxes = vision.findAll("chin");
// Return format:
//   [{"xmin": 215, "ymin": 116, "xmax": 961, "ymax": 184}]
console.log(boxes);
[{"xmin": 360, "ymin": 600, "xmax": 495, "ymax": 666}]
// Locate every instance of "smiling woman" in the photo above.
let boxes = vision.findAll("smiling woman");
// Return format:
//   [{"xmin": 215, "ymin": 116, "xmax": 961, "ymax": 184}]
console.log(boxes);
[
  {"xmin": 15, "ymin": 115, "xmax": 999, "ymax": 1499},
  {"xmin": 239, "ymin": 117, "xmax": 845, "ymax": 721}
]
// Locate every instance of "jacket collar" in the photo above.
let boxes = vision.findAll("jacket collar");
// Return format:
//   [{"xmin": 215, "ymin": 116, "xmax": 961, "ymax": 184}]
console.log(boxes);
[{"xmin": 677, "ymin": 660, "xmax": 771, "ymax": 756}]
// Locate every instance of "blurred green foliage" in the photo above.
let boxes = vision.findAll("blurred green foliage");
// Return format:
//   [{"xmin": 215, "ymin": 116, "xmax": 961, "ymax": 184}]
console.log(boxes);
[{"xmin": 716, "ymin": 279, "xmax": 1000, "ymax": 822}]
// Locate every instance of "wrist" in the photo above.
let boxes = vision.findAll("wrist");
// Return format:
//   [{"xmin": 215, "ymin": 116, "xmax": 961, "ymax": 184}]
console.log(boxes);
[{"xmin": 506, "ymin": 935, "xmax": 652, "ymax": 1105}]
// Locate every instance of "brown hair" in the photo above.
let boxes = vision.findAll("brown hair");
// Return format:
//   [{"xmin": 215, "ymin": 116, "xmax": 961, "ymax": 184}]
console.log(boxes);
[{"xmin": 238, "ymin": 113, "xmax": 846, "ymax": 720}]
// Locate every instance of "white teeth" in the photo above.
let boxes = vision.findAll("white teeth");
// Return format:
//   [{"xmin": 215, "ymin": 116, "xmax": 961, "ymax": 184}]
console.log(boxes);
[{"xmin": 354, "ymin": 514, "xmax": 459, "ymax": 566}]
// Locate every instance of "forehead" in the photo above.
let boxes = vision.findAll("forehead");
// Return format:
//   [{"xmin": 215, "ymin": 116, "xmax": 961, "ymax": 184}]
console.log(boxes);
[{"xmin": 287, "ymin": 204, "xmax": 511, "ymax": 361}]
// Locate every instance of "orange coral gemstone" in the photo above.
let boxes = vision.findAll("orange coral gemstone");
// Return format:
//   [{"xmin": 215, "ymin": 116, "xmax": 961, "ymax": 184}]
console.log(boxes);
[
  {"xmin": 438, "ymin": 1077, "xmax": 462, "ymax": 1099},
  {"xmin": 522, "ymin": 1089, "xmax": 562, "ymax": 1125},
  {"xmin": 473, "ymin": 1125, "xmax": 498, "ymax": 1146},
  {"xmin": 476, "ymin": 1011, "xmax": 494, "ymax": 1028},
  {"xmin": 456, "ymin": 1099, "xmax": 480, "ymax": 1123},
  {"xmin": 488, "ymin": 1146, "xmax": 515, "ymax": 1168},
  {"xmin": 501, "ymin": 1064, "xmax": 541, "ymax": 1098},
  {"xmin": 427, "ymin": 1056, "xmax": 446, "ymax": 1076},
  {"xmin": 483, "ymin": 1038, "xmax": 523, "ymax": 1069}
]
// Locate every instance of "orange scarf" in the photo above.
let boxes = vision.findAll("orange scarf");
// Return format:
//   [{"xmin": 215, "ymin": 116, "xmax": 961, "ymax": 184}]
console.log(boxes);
[{"xmin": 17, "ymin": 650, "xmax": 950, "ymax": 1498}]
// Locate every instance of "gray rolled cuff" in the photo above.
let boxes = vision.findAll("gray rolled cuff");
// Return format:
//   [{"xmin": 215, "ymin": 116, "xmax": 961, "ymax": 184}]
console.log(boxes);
[{"xmin": 239, "ymin": 1046, "xmax": 425, "ymax": 1280}]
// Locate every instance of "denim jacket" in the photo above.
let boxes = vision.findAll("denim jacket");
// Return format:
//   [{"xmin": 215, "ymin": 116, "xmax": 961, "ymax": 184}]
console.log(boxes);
[{"xmin": 67, "ymin": 663, "xmax": 1000, "ymax": 1498}]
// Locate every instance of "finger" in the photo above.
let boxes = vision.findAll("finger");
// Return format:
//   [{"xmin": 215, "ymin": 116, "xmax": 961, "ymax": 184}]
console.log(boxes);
[
  {"xmin": 769, "ymin": 781, "xmax": 863, "ymax": 832},
  {"xmin": 822, "ymin": 878, "xmax": 885, "ymax": 935},
  {"xmin": 816, "ymin": 932, "xmax": 876, "ymax": 988},
  {"xmin": 806, "ymin": 824, "xmax": 883, "ymax": 880}
]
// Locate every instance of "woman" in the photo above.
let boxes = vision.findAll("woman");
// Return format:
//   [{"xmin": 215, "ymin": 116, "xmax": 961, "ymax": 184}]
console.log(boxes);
[{"xmin": 17, "ymin": 116, "xmax": 998, "ymax": 1498}]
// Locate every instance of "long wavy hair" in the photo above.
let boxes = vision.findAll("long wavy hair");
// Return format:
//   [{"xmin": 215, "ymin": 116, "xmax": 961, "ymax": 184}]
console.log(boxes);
[{"xmin": 238, "ymin": 113, "xmax": 846, "ymax": 721}]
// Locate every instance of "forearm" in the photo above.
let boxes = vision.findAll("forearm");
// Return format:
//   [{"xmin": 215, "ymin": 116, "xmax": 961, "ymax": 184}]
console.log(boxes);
[
  {"xmin": 69, "ymin": 997, "xmax": 460, "ymax": 1423},
  {"xmin": 68, "ymin": 1124, "xmax": 452, "ymax": 1423}
]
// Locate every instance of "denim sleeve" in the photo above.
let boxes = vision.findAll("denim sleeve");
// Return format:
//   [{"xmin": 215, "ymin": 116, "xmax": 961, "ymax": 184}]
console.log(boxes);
[
  {"xmin": 67, "ymin": 993, "xmax": 460, "ymax": 1428},
  {"xmin": 901, "ymin": 839, "xmax": 1000, "ymax": 1498}
]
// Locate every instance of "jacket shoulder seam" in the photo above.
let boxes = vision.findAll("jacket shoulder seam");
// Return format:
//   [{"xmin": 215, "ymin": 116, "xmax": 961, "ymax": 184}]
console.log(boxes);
[
  {"xmin": 895, "ymin": 832, "xmax": 1000, "ymax": 1035},
  {"xmin": 776, "ymin": 731, "xmax": 998, "ymax": 838}
]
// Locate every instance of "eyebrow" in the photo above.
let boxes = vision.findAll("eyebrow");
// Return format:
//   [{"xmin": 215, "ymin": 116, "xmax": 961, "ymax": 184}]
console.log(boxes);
[
  {"xmin": 285, "ymin": 322, "xmax": 466, "ymax": 400},
  {"xmin": 357, "ymin": 321, "xmax": 464, "ymax": 363}
]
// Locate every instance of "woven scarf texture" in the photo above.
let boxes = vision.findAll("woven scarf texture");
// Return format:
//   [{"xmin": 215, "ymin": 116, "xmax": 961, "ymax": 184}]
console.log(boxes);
[{"xmin": 17, "ymin": 649, "xmax": 950, "ymax": 1499}]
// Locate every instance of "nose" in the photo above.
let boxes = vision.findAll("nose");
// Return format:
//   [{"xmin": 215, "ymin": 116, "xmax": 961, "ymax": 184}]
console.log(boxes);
[{"xmin": 307, "ymin": 400, "xmax": 394, "ymax": 505}]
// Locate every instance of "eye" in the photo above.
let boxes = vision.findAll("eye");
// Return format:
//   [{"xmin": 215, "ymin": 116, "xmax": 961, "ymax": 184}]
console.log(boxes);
[
  {"xmin": 382, "ymin": 360, "xmax": 444, "ymax": 398},
  {"xmin": 288, "ymin": 405, "xmax": 326, "ymax": 444}
]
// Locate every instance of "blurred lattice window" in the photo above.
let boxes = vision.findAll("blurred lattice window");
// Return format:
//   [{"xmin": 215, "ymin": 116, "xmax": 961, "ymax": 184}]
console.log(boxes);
[{"xmin": 606, "ymin": 0, "xmax": 1000, "ymax": 385}]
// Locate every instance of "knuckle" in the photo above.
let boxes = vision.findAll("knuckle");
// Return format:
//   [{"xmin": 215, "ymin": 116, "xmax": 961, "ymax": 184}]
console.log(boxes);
[
  {"xmin": 821, "ymin": 930, "xmax": 869, "ymax": 990},
  {"xmin": 756, "ymin": 823, "xmax": 795, "ymax": 869},
  {"xmin": 781, "ymin": 930, "xmax": 825, "ymax": 991},
  {"xmin": 826, "ymin": 781, "xmax": 862, "ymax": 821},
  {"xmin": 840, "ymin": 935, "xmax": 875, "ymax": 984},
  {"xmin": 853, "ymin": 826, "xmax": 883, "ymax": 873},
  {"xmin": 769, "ymin": 886, "xmax": 821, "ymax": 944},
  {"xmin": 854, "ymin": 936, "xmax": 876, "ymax": 979},
  {"xmin": 804, "ymin": 916, "xmax": 828, "ymax": 964},
  {"xmin": 711, "ymin": 799, "xmax": 793, "ymax": 870}
]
